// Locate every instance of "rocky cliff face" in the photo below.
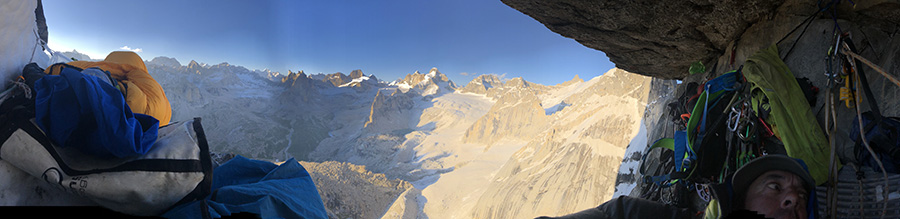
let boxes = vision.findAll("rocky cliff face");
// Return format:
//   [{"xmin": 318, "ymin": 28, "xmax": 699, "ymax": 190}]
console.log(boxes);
[
  {"xmin": 470, "ymin": 68, "xmax": 654, "ymax": 218},
  {"xmin": 463, "ymin": 87, "xmax": 549, "ymax": 145},
  {"xmin": 323, "ymin": 72, "xmax": 351, "ymax": 87},
  {"xmin": 502, "ymin": 0, "xmax": 900, "ymax": 79},
  {"xmin": 280, "ymin": 70, "xmax": 317, "ymax": 103},
  {"xmin": 364, "ymin": 89, "xmax": 416, "ymax": 131},
  {"xmin": 460, "ymin": 75, "xmax": 555, "ymax": 145}
]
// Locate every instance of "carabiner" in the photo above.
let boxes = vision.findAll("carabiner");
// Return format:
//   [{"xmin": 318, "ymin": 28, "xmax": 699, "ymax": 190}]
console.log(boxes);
[{"xmin": 727, "ymin": 107, "xmax": 742, "ymax": 132}]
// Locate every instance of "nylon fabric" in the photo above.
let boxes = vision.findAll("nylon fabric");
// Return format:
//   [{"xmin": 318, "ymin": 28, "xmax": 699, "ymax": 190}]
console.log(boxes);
[
  {"xmin": 34, "ymin": 67, "xmax": 158, "ymax": 158},
  {"xmin": 162, "ymin": 155, "xmax": 328, "ymax": 219},
  {"xmin": 742, "ymin": 45, "xmax": 832, "ymax": 185},
  {"xmin": 47, "ymin": 51, "xmax": 172, "ymax": 125}
]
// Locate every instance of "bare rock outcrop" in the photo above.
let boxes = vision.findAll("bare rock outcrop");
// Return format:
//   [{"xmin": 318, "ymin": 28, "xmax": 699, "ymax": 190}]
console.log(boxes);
[
  {"xmin": 281, "ymin": 70, "xmax": 317, "ymax": 102},
  {"xmin": 349, "ymin": 69, "xmax": 365, "ymax": 79},
  {"xmin": 364, "ymin": 89, "xmax": 416, "ymax": 131},
  {"xmin": 324, "ymin": 72, "xmax": 351, "ymax": 87},
  {"xmin": 470, "ymin": 69, "xmax": 654, "ymax": 218},
  {"xmin": 463, "ymin": 88, "xmax": 549, "ymax": 145},
  {"xmin": 299, "ymin": 161, "xmax": 412, "ymax": 219}
]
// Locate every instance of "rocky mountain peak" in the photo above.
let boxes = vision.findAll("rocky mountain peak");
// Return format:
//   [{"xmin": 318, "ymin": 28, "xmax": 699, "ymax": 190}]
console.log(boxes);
[
  {"xmin": 427, "ymin": 68, "xmax": 439, "ymax": 77},
  {"xmin": 148, "ymin": 56, "xmax": 182, "ymax": 68},
  {"xmin": 558, "ymin": 74, "xmax": 584, "ymax": 87},
  {"xmin": 350, "ymin": 69, "xmax": 365, "ymax": 79},
  {"xmin": 323, "ymin": 72, "xmax": 351, "ymax": 87},
  {"xmin": 460, "ymin": 74, "xmax": 503, "ymax": 95},
  {"xmin": 570, "ymin": 74, "xmax": 583, "ymax": 83},
  {"xmin": 187, "ymin": 60, "xmax": 202, "ymax": 69},
  {"xmin": 504, "ymin": 77, "xmax": 530, "ymax": 89},
  {"xmin": 390, "ymin": 68, "xmax": 456, "ymax": 96}
]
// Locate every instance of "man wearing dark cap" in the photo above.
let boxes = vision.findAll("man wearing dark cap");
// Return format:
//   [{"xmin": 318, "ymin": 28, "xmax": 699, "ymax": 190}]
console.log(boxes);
[{"xmin": 536, "ymin": 154, "xmax": 817, "ymax": 219}]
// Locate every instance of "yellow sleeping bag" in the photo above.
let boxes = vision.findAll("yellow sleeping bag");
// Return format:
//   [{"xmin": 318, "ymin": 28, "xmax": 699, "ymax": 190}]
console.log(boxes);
[{"xmin": 46, "ymin": 51, "xmax": 172, "ymax": 125}]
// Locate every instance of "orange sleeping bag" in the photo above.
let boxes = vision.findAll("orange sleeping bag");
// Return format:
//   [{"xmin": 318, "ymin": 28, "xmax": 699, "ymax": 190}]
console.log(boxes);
[{"xmin": 46, "ymin": 51, "xmax": 172, "ymax": 125}]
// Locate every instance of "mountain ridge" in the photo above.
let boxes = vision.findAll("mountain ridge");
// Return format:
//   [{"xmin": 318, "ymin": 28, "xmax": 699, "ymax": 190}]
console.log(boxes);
[{"xmin": 144, "ymin": 57, "xmax": 656, "ymax": 219}]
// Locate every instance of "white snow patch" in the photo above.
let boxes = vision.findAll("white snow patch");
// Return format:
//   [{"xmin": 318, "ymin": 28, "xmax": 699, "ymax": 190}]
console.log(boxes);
[{"xmin": 613, "ymin": 119, "xmax": 648, "ymax": 198}]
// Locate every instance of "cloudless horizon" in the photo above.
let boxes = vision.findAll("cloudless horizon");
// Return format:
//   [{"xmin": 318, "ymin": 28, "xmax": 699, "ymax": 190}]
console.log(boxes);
[{"xmin": 43, "ymin": 0, "xmax": 614, "ymax": 85}]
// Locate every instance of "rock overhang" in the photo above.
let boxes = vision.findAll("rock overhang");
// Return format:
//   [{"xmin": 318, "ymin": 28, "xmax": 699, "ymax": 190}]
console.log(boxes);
[{"xmin": 502, "ymin": 0, "xmax": 900, "ymax": 79}]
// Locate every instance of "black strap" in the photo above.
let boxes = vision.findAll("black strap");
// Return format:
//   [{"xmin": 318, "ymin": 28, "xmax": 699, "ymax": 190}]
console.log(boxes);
[{"xmin": 193, "ymin": 117, "xmax": 214, "ymax": 199}]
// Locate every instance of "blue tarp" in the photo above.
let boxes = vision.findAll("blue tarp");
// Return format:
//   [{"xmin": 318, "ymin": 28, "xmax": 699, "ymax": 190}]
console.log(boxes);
[
  {"xmin": 163, "ymin": 155, "xmax": 328, "ymax": 219},
  {"xmin": 33, "ymin": 66, "xmax": 158, "ymax": 158}
]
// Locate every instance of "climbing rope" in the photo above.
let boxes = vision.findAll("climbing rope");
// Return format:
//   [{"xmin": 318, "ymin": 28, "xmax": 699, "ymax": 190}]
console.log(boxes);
[
  {"xmin": 849, "ymin": 46, "xmax": 889, "ymax": 219},
  {"xmin": 840, "ymin": 48, "xmax": 900, "ymax": 88},
  {"xmin": 0, "ymin": 78, "xmax": 30, "ymax": 107}
]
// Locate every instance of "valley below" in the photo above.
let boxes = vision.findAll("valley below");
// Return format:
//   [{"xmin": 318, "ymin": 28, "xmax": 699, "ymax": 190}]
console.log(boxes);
[{"xmin": 149, "ymin": 58, "xmax": 666, "ymax": 218}]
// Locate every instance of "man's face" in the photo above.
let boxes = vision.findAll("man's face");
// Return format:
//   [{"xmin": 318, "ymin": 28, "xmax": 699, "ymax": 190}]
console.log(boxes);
[{"xmin": 743, "ymin": 170, "xmax": 809, "ymax": 219}]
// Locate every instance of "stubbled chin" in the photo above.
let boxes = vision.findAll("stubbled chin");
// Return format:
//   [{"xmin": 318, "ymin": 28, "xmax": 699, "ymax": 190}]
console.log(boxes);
[{"xmin": 768, "ymin": 210, "xmax": 802, "ymax": 219}]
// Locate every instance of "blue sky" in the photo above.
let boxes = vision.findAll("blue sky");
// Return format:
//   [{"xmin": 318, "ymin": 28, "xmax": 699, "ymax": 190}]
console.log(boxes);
[{"xmin": 43, "ymin": 0, "xmax": 614, "ymax": 86}]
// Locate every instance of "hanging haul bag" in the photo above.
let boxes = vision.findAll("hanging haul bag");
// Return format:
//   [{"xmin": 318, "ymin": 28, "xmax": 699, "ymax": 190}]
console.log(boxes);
[{"xmin": 0, "ymin": 112, "xmax": 213, "ymax": 216}]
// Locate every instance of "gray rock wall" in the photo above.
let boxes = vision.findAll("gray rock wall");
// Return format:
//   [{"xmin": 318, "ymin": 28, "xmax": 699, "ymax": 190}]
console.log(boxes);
[{"xmin": 502, "ymin": 0, "xmax": 900, "ymax": 79}]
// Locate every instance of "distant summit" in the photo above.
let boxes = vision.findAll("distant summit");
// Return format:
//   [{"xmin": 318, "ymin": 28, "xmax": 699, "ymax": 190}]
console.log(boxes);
[
  {"xmin": 323, "ymin": 72, "xmax": 351, "ymax": 87},
  {"xmin": 460, "ymin": 74, "xmax": 503, "ymax": 95},
  {"xmin": 389, "ymin": 67, "xmax": 457, "ymax": 96},
  {"xmin": 187, "ymin": 60, "xmax": 203, "ymax": 70},
  {"xmin": 349, "ymin": 69, "xmax": 364, "ymax": 79},
  {"xmin": 558, "ymin": 74, "xmax": 583, "ymax": 87},
  {"xmin": 148, "ymin": 56, "xmax": 182, "ymax": 68}
]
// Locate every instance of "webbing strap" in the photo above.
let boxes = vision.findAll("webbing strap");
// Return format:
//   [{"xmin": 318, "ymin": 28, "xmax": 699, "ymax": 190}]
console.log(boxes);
[
  {"xmin": 649, "ymin": 138, "xmax": 675, "ymax": 151},
  {"xmin": 706, "ymin": 71, "xmax": 738, "ymax": 94},
  {"xmin": 644, "ymin": 172, "xmax": 689, "ymax": 187},
  {"xmin": 675, "ymin": 131, "xmax": 689, "ymax": 171}
]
